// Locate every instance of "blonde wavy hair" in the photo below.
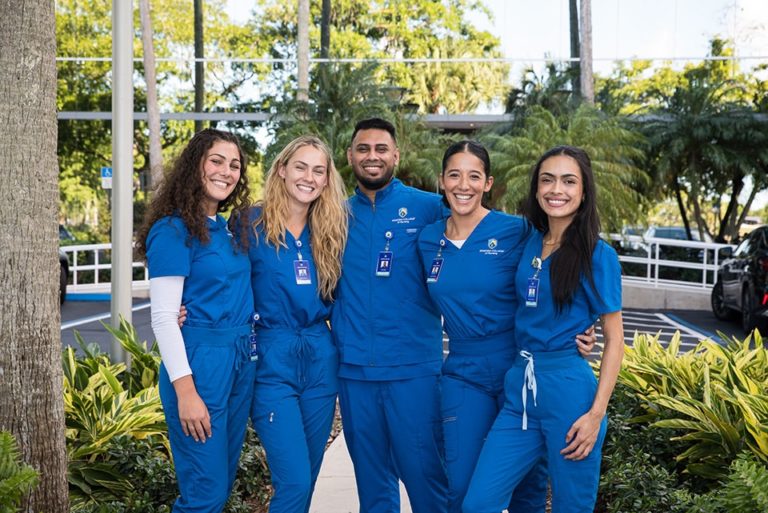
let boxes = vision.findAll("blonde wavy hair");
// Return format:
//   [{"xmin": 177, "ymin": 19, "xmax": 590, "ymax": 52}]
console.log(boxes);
[{"xmin": 254, "ymin": 135, "xmax": 348, "ymax": 301}]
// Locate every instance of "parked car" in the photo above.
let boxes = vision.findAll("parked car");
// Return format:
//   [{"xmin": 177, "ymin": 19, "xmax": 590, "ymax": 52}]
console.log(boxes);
[
  {"xmin": 59, "ymin": 224, "xmax": 73, "ymax": 304},
  {"xmin": 711, "ymin": 226, "xmax": 768, "ymax": 333},
  {"xmin": 59, "ymin": 248, "xmax": 69, "ymax": 304}
]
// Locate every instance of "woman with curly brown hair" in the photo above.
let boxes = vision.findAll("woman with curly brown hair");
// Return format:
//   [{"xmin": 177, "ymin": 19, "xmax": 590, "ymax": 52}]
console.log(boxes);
[
  {"xmin": 240, "ymin": 135, "xmax": 348, "ymax": 513},
  {"xmin": 136, "ymin": 128, "xmax": 256, "ymax": 513}
]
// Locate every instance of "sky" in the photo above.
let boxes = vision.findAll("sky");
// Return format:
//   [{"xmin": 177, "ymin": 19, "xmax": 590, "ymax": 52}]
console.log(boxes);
[{"xmin": 226, "ymin": 0, "xmax": 768, "ymax": 70}]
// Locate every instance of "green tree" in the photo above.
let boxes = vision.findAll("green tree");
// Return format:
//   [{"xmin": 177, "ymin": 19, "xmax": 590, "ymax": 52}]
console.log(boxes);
[
  {"xmin": 484, "ymin": 106, "xmax": 648, "ymax": 231},
  {"xmin": 249, "ymin": 0, "xmax": 508, "ymax": 113},
  {"xmin": 266, "ymin": 62, "xmax": 447, "ymax": 193},
  {"xmin": 638, "ymin": 41, "xmax": 768, "ymax": 242}
]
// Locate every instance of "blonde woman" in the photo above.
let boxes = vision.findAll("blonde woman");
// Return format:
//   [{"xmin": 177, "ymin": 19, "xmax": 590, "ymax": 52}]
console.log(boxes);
[{"xmin": 243, "ymin": 135, "xmax": 348, "ymax": 513}]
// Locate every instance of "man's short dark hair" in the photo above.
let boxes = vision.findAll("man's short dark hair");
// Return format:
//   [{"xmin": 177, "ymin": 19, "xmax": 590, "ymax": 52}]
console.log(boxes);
[{"xmin": 351, "ymin": 117, "xmax": 397, "ymax": 144}]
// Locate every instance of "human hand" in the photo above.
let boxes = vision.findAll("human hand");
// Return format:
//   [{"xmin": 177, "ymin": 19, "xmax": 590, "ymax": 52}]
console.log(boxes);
[
  {"xmin": 576, "ymin": 325, "xmax": 597, "ymax": 358},
  {"xmin": 173, "ymin": 375, "xmax": 211, "ymax": 442},
  {"xmin": 560, "ymin": 410, "xmax": 603, "ymax": 460},
  {"xmin": 178, "ymin": 305, "xmax": 188, "ymax": 328}
]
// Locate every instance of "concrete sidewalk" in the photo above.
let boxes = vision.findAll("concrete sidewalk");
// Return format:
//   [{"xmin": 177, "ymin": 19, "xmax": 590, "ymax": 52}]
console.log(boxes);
[{"xmin": 310, "ymin": 431, "xmax": 412, "ymax": 513}]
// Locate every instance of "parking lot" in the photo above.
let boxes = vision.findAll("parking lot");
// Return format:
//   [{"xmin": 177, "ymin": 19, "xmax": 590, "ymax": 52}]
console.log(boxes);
[{"xmin": 62, "ymin": 300, "xmax": 753, "ymax": 357}]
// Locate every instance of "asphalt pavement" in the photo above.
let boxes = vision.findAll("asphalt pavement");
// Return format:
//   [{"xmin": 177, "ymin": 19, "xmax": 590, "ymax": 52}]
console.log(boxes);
[{"xmin": 61, "ymin": 299, "xmax": 754, "ymax": 355}]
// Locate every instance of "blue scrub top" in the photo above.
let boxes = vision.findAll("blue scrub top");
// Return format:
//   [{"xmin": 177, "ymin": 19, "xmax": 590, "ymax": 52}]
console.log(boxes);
[
  {"xmin": 418, "ymin": 211, "xmax": 528, "ymax": 341},
  {"xmin": 514, "ymin": 229, "xmax": 622, "ymax": 353},
  {"xmin": 146, "ymin": 214, "xmax": 254, "ymax": 328},
  {"xmin": 331, "ymin": 179, "xmax": 446, "ymax": 379},
  {"xmin": 245, "ymin": 206, "xmax": 331, "ymax": 329}
]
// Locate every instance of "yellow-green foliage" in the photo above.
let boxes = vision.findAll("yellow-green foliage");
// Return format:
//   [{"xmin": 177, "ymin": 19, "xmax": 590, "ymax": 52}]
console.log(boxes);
[
  {"xmin": 618, "ymin": 331, "xmax": 768, "ymax": 480},
  {"xmin": 64, "ymin": 318, "xmax": 168, "ymax": 506}
]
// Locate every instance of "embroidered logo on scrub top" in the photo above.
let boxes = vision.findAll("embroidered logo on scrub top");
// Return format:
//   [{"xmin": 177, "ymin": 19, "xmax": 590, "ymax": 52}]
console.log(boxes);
[
  {"xmin": 391, "ymin": 206, "xmax": 416, "ymax": 225},
  {"xmin": 480, "ymin": 237, "xmax": 505, "ymax": 255}
]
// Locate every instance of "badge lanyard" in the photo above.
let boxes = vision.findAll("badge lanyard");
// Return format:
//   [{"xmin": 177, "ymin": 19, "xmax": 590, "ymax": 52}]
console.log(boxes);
[
  {"xmin": 426, "ymin": 239, "xmax": 445, "ymax": 283},
  {"xmin": 249, "ymin": 312, "xmax": 260, "ymax": 361},
  {"xmin": 525, "ymin": 256, "xmax": 543, "ymax": 307},
  {"xmin": 293, "ymin": 239, "xmax": 312, "ymax": 285},
  {"xmin": 376, "ymin": 230, "xmax": 394, "ymax": 277}
]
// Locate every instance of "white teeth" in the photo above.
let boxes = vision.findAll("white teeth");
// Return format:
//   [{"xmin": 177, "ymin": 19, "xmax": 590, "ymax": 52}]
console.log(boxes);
[
  {"xmin": 546, "ymin": 198, "xmax": 567, "ymax": 206},
  {"xmin": 296, "ymin": 184, "xmax": 314, "ymax": 192},
  {"xmin": 211, "ymin": 180, "xmax": 229, "ymax": 189},
  {"xmin": 455, "ymin": 194, "xmax": 472, "ymax": 200}
]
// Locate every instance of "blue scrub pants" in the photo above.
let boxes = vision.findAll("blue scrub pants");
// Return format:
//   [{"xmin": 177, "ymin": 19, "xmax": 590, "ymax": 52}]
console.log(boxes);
[
  {"xmin": 338, "ymin": 375, "xmax": 448, "ymax": 513},
  {"xmin": 443, "ymin": 334, "xmax": 547, "ymax": 513},
  {"xmin": 251, "ymin": 322, "xmax": 338, "ymax": 513},
  {"xmin": 463, "ymin": 349, "xmax": 607, "ymax": 513},
  {"xmin": 159, "ymin": 324, "xmax": 256, "ymax": 513}
]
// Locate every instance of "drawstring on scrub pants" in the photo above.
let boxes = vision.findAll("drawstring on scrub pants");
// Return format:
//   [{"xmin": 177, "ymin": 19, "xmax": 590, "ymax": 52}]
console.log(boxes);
[{"xmin": 519, "ymin": 351, "xmax": 538, "ymax": 430}]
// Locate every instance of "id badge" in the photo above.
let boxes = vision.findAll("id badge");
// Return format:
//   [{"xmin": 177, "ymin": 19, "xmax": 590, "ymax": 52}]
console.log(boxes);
[
  {"xmin": 248, "ymin": 333, "xmax": 259, "ymax": 362},
  {"xmin": 426, "ymin": 257, "xmax": 444, "ymax": 283},
  {"xmin": 525, "ymin": 277, "xmax": 539, "ymax": 307},
  {"xmin": 376, "ymin": 251, "xmax": 393, "ymax": 277},
  {"xmin": 293, "ymin": 260, "xmax": 312, "ymax": 285}
]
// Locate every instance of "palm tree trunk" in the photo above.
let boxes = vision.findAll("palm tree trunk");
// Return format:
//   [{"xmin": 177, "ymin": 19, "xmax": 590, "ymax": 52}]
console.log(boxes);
[
  {"xmin": 194, "ymin": 0, "xmax": 204, "ymax": 132},
  {"xmin": 0, "ymin": 1, "xmax": 69, "ymax": 510},
  {"xmin": 320, "ymin": 0, "xmax": 331, "ymax": 59},
  {"xmin": 297, "ymin": 0, "xmax": 310, "ymax": 102},
  {"xmin": 569, "ymin": 0, "xmax": 581, "ymax": 98},
  {"xmin": 139, "ymin": 0, "xmax": 163, "ymax": 190},
  {"xmin": 579, "ymin": 0, "xmax": 594, "ymax": 104},
  {"xmin": 673, "ymin": 179, "xmax": 692, "ymax": 239}
]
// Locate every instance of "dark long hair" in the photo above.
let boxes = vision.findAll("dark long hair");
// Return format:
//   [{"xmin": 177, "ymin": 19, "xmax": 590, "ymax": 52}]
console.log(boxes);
[
  {"xmin": 136, "ymin": 129, "xmax": 250, "ymax": 259},
  {"xmin": 522, "ymin": 145, "xmax": 600, "ymax": 312},
  {"xmin": 440, "ymin": 140, "xmax": 492, "ymax": 209}
]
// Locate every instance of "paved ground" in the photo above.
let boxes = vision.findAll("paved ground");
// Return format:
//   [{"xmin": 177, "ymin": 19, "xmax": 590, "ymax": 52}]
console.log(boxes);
[{"xmin": 61, "ymin": 300, "xmax": 753, "ymax": 355}]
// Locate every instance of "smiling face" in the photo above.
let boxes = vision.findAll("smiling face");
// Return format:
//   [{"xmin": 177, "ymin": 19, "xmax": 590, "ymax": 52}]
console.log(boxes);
[
  {"xmin": 536, "ymin": 154, "xmax": 584, "ymax": 223},
  {"xmin": 279, "ymin": 144, "xmax": 329, "ymax": 209},
  {"xmin": 201, "ymin": 140, "xmax": 242, "ymax": 215},
  {"xmin": 440, "ymin": 151, "xmax": 493, "ymax": 218},
  {"xmin": 347, "ymin": 128, "xmax": 400, "ymax": 193}
]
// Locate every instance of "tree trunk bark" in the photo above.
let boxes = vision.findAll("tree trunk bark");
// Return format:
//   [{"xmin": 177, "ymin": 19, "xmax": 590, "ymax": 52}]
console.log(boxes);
[
  {"xmin": 140, "ymin": 0, "xmax": 163, "ymax": 191},
  {"xmin": 194, "ymin": 0, "xmax": 204, "ymax": 132},
  {"xmin": 673, "ymin": 179, "xmax": 692, "ymax": 239},
  {"xmin": 320, "ymin": 0, "xmax": 331, "ymax": 59},
  {"xmin": 569, "ymin": 0, "xmax": 581, "ymax": 98},
  {"xmin": 0, "ymin": 1, "xmax": 69, "ymax": 511},
  {"xmin": 579, "ymin": 0, "xmax": 594, "ymax": 104},
  {"xmin": 297, "ymin": 0, "xmax": 310, "ymax": 102}
]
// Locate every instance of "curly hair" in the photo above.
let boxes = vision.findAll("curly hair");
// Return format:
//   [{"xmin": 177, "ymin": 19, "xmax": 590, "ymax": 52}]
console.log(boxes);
[
  {"xmin": 136, "ymin": 128, "xmax": 251, "ymax": 259},
  {"xmin": 254, "ymin": 135, "xmax": 348, "ymax": 301}
]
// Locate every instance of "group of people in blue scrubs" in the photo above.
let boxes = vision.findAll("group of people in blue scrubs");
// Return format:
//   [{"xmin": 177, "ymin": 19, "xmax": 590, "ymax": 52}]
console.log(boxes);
[{"xmin": 139, "ymin": 119, "xmax": 623, "ymax": 513}]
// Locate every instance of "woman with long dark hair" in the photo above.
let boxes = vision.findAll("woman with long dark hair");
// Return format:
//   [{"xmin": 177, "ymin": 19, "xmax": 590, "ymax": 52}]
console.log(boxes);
[
  {"xmin": 136, "ymin": 128, "xmax": 255, "ymax": 513},
  {"xmin": 463, "ymin": 145, "xmax": 624, "ymax": 513},
  {"xmin": 417, "ymin": 141, "xmax": 595, "ymax": 513}
]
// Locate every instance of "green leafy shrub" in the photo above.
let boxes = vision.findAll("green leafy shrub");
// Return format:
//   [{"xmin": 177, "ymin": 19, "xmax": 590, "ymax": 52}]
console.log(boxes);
[
  {"xmin": 597, "ymin": 448, "xmax": 697, "ymax": 513},
  {"xmin": 65, "ymin": 321, "xmax": 168, "ymax": 508},
  {"xmin": 700, "ymin": 453, "xmax": 768, "ymax": 513},
  {"xmin": 617, "ymin": 331, "xmax": 768, "ymax": 483},
  {"xmin": 0, "ymin": 431, "xmax": 39, "ymax": 513},
  {"xmin": 66, "ymin": 319, "xmax": 272, "ymax": 512}
]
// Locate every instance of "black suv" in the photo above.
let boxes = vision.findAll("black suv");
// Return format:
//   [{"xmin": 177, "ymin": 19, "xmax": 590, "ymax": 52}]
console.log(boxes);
[{"xmin": 711, "ymin": 226, "xmax": 768, "ymax": 332}]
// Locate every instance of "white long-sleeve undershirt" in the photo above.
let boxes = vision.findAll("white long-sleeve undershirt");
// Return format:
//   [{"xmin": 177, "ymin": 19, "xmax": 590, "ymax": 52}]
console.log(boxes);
[{"xmin": 149, "ymin": 276, "xmax": 192, "ymax": 382}]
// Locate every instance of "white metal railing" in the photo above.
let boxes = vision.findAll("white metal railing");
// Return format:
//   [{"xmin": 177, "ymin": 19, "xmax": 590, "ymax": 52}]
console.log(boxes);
[
  {"xmin": 605, "ymin": 233, "xmax": 735, "ymax": 290},
  {"xmin": 62, "ymin": 235, "xmax": 735, "ymax": 295},
  {"xmin": 61, "ymin": 243, "xmax": 148, "ymax": 294}
]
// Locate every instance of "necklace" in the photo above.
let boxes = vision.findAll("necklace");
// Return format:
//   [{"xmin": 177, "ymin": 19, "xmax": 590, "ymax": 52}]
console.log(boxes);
[{"xmin": 543, "ymin": 237, "xmax": 561, "ymax": 246}]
